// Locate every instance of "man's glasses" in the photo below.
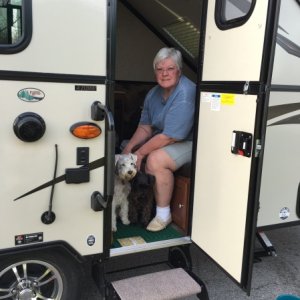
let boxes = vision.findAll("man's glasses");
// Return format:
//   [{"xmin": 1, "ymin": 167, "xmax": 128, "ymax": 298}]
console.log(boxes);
[{"xmin": 155, "ymin": 66, "xmax": 177, "ymax": 74}]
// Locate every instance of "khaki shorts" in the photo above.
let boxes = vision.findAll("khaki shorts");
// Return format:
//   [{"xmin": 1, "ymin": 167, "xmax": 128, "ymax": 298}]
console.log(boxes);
[{"xmin": 162, "ymin": 141, "xmax": 193, "ymax": 170}]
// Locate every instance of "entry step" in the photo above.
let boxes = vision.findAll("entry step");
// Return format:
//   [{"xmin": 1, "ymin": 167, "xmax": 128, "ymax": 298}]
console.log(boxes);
[{"xmin": 111, "ymin": 268, "xmax": 202, "ymax": 300}]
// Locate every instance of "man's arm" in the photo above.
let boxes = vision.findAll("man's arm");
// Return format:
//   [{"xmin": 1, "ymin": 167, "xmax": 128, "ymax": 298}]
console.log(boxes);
[
  {"xmin": 134, "ymin": 133, "xmax": 177, "ymax": 169},
  {"xmin": 122, "ymin": 125, "xmax": 153, "ymax": 154}
]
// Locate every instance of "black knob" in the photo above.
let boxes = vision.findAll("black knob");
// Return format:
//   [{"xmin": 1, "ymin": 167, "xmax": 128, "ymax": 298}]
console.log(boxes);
[{"xmin": 13, "ymin": 112, "xmax": 46, "ymax": 142}]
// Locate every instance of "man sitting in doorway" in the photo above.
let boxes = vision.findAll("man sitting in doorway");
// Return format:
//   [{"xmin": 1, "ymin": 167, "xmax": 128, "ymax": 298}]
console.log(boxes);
[{"xmin": 122, "ymin": 47, "xmax": 196, "ymax": 232}]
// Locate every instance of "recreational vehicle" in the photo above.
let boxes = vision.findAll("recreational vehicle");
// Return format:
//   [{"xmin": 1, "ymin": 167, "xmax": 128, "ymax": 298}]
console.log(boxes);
[{"xmin": 0, "ymin": 0, "xmax": 299, "ymax": 299}]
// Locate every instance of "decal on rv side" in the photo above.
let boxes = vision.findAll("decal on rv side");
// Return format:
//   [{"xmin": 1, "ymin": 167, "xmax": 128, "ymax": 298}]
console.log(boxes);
[
  {"xmin": 267, "ymin": 102, "xmax": 300, "ymax": 126},
  {"xmin": 18, "ymin": 88, "xmax": 45, "ymax": 102},
  {"xmin": 87, "ymin": 235, "xmax": 96, "ymax": 246},
  {"xmin": 279, "ymin": 207, "xmax": 290, "ymax": 220}
]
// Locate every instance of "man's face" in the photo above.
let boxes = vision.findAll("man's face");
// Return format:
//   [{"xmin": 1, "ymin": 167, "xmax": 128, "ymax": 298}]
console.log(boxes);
[{"xmin": 155, "ymin": 58, "xmax": 181, "ymax": 90}]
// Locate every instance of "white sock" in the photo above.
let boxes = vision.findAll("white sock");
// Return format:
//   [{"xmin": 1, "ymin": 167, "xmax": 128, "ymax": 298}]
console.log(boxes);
[{"xmin": 156, "ymin": 206, "xmax": 171, "ymax": 222}]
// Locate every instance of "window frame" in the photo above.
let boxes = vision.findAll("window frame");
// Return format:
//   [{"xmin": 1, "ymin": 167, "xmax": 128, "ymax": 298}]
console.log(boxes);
[
  {"xmin": 0, "ymin": 0, "xmax": 32, "ymax": 54},
  {"xmin": 215, "ymin": 0, "xmax": 256, "ymax": 30}
]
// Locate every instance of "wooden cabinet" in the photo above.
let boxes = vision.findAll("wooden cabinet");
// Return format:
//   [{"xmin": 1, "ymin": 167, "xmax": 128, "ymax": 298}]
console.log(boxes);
[{"xmin": 171, "ymin": 176, "xmax": 190, "ymax": 234}]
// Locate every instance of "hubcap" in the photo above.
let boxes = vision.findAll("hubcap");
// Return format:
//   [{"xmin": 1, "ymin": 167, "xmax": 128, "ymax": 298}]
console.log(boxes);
[{"xmin": 0, "ymin": 260, "xmax": 63, "ymax": 300}]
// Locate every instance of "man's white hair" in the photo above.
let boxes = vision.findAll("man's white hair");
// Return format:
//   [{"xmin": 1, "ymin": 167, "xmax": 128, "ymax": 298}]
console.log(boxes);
[{"xmin": 153, "ymin": 47, "xmax": 183, "ymax": 71}]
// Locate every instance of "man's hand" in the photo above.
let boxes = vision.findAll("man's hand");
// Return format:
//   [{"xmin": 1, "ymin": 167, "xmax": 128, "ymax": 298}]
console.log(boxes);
[{"xmin": 134, "ymin": 151, "xmax": 145, "ymax": 171}]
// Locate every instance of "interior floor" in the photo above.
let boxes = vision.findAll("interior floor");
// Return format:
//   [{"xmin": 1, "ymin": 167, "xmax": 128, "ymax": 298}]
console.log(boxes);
[{"xmin": 112, "ymin": 221, "xmax": 185, "ymax": 248}]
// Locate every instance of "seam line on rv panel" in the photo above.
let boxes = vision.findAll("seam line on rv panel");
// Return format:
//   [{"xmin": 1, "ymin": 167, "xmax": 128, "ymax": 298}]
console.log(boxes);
[
  {"xmin": 0, "ymin": 70, "xmax": 107, "ymax": 84},
  {"xmin": 14, "ymin": 157, "xmax": 105, "ymax": 201},
  {"xmin": 270, "ymin": 85, "xmax": 300, "ymax": 92}
]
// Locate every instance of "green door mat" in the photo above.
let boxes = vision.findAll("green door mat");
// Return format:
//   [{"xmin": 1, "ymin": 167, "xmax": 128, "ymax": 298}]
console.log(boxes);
[{"xmin": 112, "ymin": 222, "xmax": 183, "ymax": 248}]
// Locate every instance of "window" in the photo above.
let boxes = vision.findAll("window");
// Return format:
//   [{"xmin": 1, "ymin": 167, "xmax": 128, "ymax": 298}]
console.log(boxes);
[
  {"xmin": 0, "ymin": 0, "xmax": 32, "ymax": 53},
  {"xmin": 215, "ymin": 0, "xmax": 256, "ymax": 30}
]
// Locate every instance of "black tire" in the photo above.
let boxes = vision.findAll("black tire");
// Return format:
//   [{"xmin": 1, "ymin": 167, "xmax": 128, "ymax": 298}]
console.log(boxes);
[
  {"xmin": 0, "ymin": 249, "xmax": 81, "ymax": 300},
  {"xmin": 168, "ymin": 246, "xmax": 192, "ymax": 270}
]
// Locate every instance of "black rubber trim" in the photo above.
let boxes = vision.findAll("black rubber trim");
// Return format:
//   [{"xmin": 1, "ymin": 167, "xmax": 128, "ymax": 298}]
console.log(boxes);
[
  {"xmin": 215, "ymin": 0, "xmax": 256, "ymax": 31},
  {"xmin": 270, "ymin": 85, "xmax": 300, "ymax": 92},
  {"xmin": 296, "ymin": 182, "xmax": 300, "ymax": 218},
  {"xmin": 0, "ymin": 240, "xmax": 103, "ymax": 264},
  {"xmin": 199, "ymin": 81, "xmax": 263, "ymax": 95},
  {"xmin": 0, "ymin": 70, "xmax": 106, "ymax": 84},
  {"xmin": 257, "ymin": 220, "xmax": 300, "ymax": 231}
]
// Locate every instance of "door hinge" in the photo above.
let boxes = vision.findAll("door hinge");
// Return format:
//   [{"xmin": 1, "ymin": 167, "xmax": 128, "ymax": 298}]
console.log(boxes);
[
  {"xmin": 243, "ymin": 81, "xmax": 250, "ymax": 95},
  {"xmin": 255, "ymin": 139, "xmax": 262, "ymax": 157}
]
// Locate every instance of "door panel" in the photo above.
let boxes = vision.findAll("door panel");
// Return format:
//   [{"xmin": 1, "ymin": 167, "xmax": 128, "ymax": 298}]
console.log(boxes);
[
  {"xmin": 192, "ymin": 92, "xmax": 257, "ymax": 282},
  {"xmin": 192, "ymin": 0, "xmax": 270, "ymax": 288}
]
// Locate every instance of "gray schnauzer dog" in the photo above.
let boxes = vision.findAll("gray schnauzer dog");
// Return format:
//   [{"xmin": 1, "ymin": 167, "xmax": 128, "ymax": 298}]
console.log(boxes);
[
  {"xmin": 112, "ymin": 153, "xmax": 137, "ymax": 232},
  {"xmin": 128, "ymin": 171, "xmax": 155, "ymax": 227}
]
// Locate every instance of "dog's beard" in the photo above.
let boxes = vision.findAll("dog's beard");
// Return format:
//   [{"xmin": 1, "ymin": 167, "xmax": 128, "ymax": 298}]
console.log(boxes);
[{"xmin": 118, "ymin": 170, "xmax": 137, "ymax": 181}]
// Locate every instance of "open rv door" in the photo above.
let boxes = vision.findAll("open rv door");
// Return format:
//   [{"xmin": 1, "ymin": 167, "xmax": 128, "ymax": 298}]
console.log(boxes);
[{"xmin": 191, "ymin": 0, "xmax": 277, "ymax": 293}]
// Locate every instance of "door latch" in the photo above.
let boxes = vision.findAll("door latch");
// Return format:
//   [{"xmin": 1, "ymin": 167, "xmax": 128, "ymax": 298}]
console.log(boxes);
[
  {"xmin": 231, "ymin": 131, "xmax": 252, "ymax": 157},
  {"xmin": 91, "ymin": 191, "xmax": 107, "ymax": 211}
]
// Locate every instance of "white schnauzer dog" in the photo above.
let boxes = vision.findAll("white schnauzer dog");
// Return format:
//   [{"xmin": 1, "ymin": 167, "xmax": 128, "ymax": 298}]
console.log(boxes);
[{"xmin": 112, "ymin": 153, "xmax": 137, "ymax": 232}]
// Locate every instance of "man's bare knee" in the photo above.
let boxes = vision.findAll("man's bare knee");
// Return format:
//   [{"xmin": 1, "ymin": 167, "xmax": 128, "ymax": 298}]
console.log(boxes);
[{"xmin": 146, "ymin": 150, "xmax": 176, "ymax": 174}]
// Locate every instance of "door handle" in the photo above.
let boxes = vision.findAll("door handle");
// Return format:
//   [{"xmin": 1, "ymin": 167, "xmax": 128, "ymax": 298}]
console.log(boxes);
[{"xmin": 91, "ymin": 101, "xmax": 115, "ymax": 198}]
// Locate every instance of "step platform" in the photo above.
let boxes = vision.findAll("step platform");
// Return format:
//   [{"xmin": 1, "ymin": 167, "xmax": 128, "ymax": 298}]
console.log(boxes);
[{"xmin": 111, "ymin": 268, "xmax": 202, "ymax": 299}]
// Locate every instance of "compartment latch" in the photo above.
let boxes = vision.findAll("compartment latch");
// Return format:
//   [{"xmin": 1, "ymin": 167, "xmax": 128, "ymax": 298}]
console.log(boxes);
[{"xmin": 231, "ymin": 131, "xmax": 252, "ymax": 157}]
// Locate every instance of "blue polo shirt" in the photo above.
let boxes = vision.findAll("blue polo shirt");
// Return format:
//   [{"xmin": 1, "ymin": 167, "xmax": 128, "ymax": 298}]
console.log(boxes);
[{"xmin": 139, "ymin": 75, "xmax": 196, "ymax": 141}]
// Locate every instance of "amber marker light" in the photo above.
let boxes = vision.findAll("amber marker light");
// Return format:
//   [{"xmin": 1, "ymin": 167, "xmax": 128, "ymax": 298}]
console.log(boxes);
[{"xmin": 70, "ymin": 122, "xmax": 102, "ymax": 139}]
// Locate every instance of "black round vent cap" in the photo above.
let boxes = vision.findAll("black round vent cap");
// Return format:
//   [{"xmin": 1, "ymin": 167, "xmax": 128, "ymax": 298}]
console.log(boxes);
[{"xmin": 13, "ymin": 112, "xmax": 46, "ymax": 142}]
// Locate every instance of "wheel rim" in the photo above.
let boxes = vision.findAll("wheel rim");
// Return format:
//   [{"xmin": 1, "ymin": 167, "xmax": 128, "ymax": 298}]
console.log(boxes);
[{"xmin": 0, "ymin": 260, "xmax": 63, "ymax": 300}]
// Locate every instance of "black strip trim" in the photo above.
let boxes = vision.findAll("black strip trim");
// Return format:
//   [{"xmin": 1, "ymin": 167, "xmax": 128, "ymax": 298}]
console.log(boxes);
[
  {"xmin": 271, "ymin": 85, "xmax": 300, "ymax": 92},
  {"xmin": 0, "ymin": 240, "xmax": 103, "ymax": 264},
  {"xmin": 107, "ymin": 0, "xmax": 116, "ymax": 82},
  {"xmin": 0, "ymin": 0, "xmax": 32, "ymax": 54},
  {"xmin": 199, "ymin": 81, "xmax": 263, "ymax": 95},
  {"xmin": 0, "ymin": 70, "xmax": 107, "ymax": 84},
  {"xmin": 188, "ymin": 0, "xmax": 208, "ymax": 236},
  {"xmin": 104, "ymin": 0, "xmax": 117, "ymax": 259},
  {"xmin": 257, "ymin": 220, "xmax": 300, "ymax": 231},
  {"xmin": 241, "ymin": 0, "xmax": 281, "ymax": 294},
  {"xmin": 14, "ymin": 157, "xmax": 105, "ymax": 201},
  {"xmin": 116, "ymin": 79, "xmax": 156, "ymax": 86},
  {"xmin": 297, "ymin": 182, "xmax": 300, "ymax": 219}
]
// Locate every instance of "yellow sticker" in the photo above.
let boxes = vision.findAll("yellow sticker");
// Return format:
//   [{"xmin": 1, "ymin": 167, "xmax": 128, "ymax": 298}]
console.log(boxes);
[{"xmin": 221, "ymin": 93, "xmax": 235, "ymax": 105}]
